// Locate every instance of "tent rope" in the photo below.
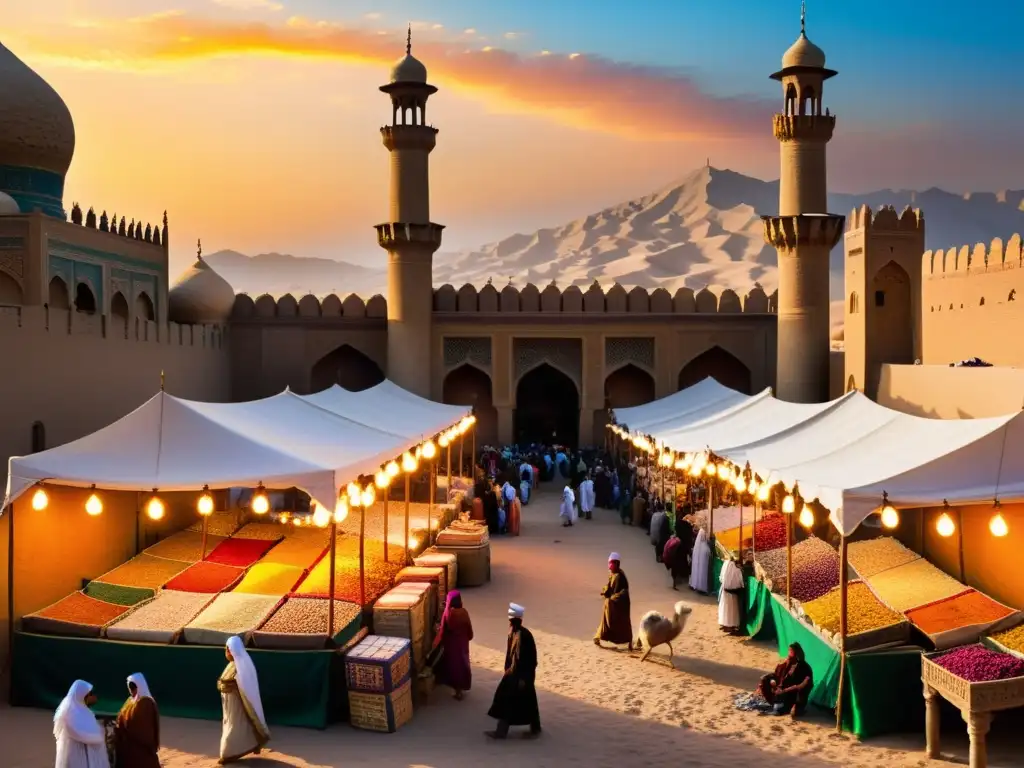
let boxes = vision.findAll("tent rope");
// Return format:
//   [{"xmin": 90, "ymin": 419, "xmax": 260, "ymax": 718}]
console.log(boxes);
[{"xmin": 993, "ymin": 423, "xmax": 1010, "ymax": 500}]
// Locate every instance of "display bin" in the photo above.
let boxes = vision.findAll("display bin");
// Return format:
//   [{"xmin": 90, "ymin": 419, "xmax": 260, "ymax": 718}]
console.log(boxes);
[
  {"xmin": 388, "ymin": 581, "xmax": 437, "ymax": 655},
  {"xmin": 252, "ymin": 598, "xmax": 363, "ymax": 650},
  {"xmin": 372, "ymin": 589, "xmax": 429, "ymax": 670},
  {"xmin": 348, "ymin": 679, "xmax": 413, "ymax": 733},
  {"xmin": 431, "ymin": 542, "xmax": 490, "ymax": 587},
  {"xmin": 345, "ymin": 635, "xmax": 412, "ymax": 693},
  {"xmin": 413, "ymin": 550, "xmax": 458, "ymax": 598},
  {"xmin": 921, "ymin": 650, "xmax": 1024, "ymax": 712},
  {"xmin": 395, "ymin": 566, "xmax": 447, "ymax": 617},
  {"xmin": 22, "ymin": 592, "xmax": 133, "ymax": 638}
]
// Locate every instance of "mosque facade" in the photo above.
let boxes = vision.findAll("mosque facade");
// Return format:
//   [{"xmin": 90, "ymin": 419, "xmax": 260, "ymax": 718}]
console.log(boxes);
[{"xmin": 0, "ymin": 18, "xmax": 1017, "ymax": 486}]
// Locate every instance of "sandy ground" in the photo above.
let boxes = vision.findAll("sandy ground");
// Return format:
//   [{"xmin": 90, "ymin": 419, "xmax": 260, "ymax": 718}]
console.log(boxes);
[{"xmin": 4, "ymin": 489, "xmax": 1023, "ymax": 768}]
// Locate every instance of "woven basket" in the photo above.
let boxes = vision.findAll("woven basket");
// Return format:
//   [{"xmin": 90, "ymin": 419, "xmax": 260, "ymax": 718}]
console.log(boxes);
[
  {"xmin": 345, "ymin": 635, "xmax": 412, "ymax": 693},
  {"xmin": 373, "ymin": 590, "xmax": 428, "ymax": 669},
  {"xmin": 348, "ymin": 679, "xmax": 413, "ymax": 733},
  {"xmin": 432, "ymin": 542, "xmax": 490, "ymax": 587}
]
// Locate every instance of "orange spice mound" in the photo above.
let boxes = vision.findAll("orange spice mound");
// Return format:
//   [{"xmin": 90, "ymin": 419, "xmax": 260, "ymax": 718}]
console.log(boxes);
[
  {"xmin": 36, "ymin": 592, "xmax": 131, "ymax": 626},
  {"xmin": 906, "ymin": 589, "xmax": 1014, "ymax": 635}
]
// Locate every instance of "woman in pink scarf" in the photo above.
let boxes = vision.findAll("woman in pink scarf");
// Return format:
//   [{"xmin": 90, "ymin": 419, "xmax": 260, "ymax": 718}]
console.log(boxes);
[{"xmin": 431, "ymin": 590, "xmax": 474, "ymax": 700}]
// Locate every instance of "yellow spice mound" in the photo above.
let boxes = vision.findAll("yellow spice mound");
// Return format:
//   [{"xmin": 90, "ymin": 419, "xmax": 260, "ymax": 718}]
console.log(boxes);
[
  {"xmin": 991, "ymin": 623, "xmax": 1024, "ymax": 654},
  {"xmin": 802, "ymin": 581, "xmax": 904, "ymax": 635}
]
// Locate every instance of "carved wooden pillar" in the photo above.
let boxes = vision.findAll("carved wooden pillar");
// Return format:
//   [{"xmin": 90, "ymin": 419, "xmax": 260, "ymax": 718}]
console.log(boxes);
[
  {"xmin": 962, "ymin": 710, "xmax": 992, "ymax": 768},
  {"xmin": 923, "ymin": 683, "xmax": 941, "ymax": 759}
]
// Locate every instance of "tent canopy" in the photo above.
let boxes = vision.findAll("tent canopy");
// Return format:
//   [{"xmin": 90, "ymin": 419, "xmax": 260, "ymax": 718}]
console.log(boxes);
[
  {"xmin": 612, "ymin": 378, "xmax": 757, "ymax": 434},
  {"xmin": 4, "ymin": 385, "xmax": 471, "ymax": 512}
]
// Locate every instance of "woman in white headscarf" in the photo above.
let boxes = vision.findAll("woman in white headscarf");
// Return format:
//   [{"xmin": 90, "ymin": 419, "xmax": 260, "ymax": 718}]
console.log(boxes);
[
  {"xmin": 54, "ymin": 679, "xmax": 110, "ymax": 768},
  {"xmin": 559, "ymin": 485, "xmax": 576, "ymax": 527},
  {"xmin": 217, "ymin": 636, "xmax": 270, "ymax": 764},
  {"xmin": 689, "ymin": 527, "xmax": 711, "ymax": 593},
  {"xmin": 114, "ymin": 673, "xmax": 159, "ymax": 768}
]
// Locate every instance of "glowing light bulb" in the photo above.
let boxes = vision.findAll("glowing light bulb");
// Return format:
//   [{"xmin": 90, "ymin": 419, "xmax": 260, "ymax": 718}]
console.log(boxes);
[
  {"xmin": 31, "ymin": 488, "xmax": 48, "ymax": 511},
  {"xmin": 782, "ymin": 494, "xmax": 796, "ymax": 514},
  {"xmin": 251, "ymin": 488, "xmax": 270, "ymax": 515},
  {"xmin": 756, "ymin": 484, "xmax": 770, "ymax": 502},
  {"xmin": 361, "ymin": 486, "xmax": 376, "ymax": 507},
  {"xmin": 402, "ymin": 452, "xmax": 418, "ymax": 473},
  {"xmin": 439, "ymin": 434, "xmax": 450, "ymax": 448},
  {"xmin": 936, "ymin": 512, "xmax": 956, "ymax": 538},
  {"xmin": 347, "ymin": 483, "xmax": 362, "ymax": 507},
  {"xmin": 705, "ymin": 463, "xmax": 717, "ymax": 477},
  {"xmin": 386, "ymin": 461, "xmax": 400, "ymax": 478},
  {"xmin": 374, "ymin": 471, "xmax": 388, "ymax": 490},
  {"xmin": 990, "ymin": 513, "xmax": 1009, "ymax": 537},
  {"xmin": 146, "ymin": 495, "xmax": 165, "ymax": 521},
  {"xmin": 422, "ymin": 441, "xmax": 437, "ymax": 460},
  {"xmin": 747, "ymin": 479, "xmax": 759, "ymax": 495},
  {"xmin": 312, "ymin": 503, "xmax": 331, "ymax": 528},
  {"xmin": 880, "ymin": 505, "xmax": 899, "ymax": 529},
  {"xmin": 733, "ymin": 476, "xmax": 745, "ymax": 492},
  {"xmin": 197, "ymin": 490, "xmax": 215, "ymax": 516},
  {"xmin": 85, "ymin": 493, "xmax": 103, "ymax": 516},
  {"xmin": 798, "ymin": 504, "xmax": 814, "ymax": 529},
  {"xmin": 334, "ymin": 499, "xmax": 349, "ymax": 524},
  {"xmin": 675, "ymin": 459, "xmax": 687, "ymax": 470}
]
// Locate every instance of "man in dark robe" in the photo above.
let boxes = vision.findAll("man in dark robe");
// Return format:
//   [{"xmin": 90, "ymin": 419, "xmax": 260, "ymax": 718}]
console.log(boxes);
[
  {"xmin": 594, "ymin": 553, "xmax": 633, "ymax": 650},
  {"xmin": 487, "ymin": 603, "xmax": 541, "ymax": 739},
  {"xmin": 757, "ymin": 642, "xmax": 814, "ymax": 718}
]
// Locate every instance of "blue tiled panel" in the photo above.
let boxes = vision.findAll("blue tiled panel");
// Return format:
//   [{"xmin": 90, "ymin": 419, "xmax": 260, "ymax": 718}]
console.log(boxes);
[{"xmin": 0, "ymin": 164, "xmax": 65, "ymax": 219}]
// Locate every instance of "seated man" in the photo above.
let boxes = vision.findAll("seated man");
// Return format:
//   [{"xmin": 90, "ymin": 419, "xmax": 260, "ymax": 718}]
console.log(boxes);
[{"xmin": 757, "ymin": 642, "xmax": 813, "ymax": 718}]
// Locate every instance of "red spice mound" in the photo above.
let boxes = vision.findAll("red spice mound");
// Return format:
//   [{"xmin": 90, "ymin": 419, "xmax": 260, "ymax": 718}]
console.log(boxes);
[
  {"xmin": 752, "ymin": 513, "xmax": 787, "ymax": 552},
  {"xmin": 164, "ymin": 561, "xmax": 245, "ymax": 593},
  {"xmin": 35, "ymin": 592, "xmax": 130, "ymax": 626},
  {"xmin": 206, "ymin": 537, "xmax": 279, "ymax": 568},
  {"xmin": 907, "ymin": 589, "xmax": 1014, "ymax": 635}
]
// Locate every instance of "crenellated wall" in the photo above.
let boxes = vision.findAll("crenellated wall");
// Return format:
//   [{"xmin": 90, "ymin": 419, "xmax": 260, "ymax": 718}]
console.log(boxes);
[{"xmin": 920, "ymin": 233, "xmax": 1024, "ymax": 366}]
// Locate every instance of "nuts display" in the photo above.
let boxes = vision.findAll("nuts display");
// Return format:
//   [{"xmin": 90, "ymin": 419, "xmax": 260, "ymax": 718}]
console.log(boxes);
[
  {"xmin": 802, "ymin": 581, "xmax": 904, "ymax": 636},
  {"xmin": 906, "ymin": 589, "xmax": 1015, "ymax": 636},
  {"xmin": 260, "ymin": 597, "xmax": 361, "ymax": 635},
  {"xmin": 187, "ymin": 511, "xmax": 241, "ymax": 537},
  {"xmin": 183, "ymin": 593, "xmax": 280, "ymax": 644},
  {"xmin": 933, "ymin": 643, "xmax": 1024, "ymax": 682},
  {"xmin": 866, "ymin": 558, "xmax": 966, "ymax": 613},
  {"xmin": 260, "ymin": 537, "xmax": 327, "ymax": 569},
  {"xmin": 106, "ymin": 590, "xmax": 213, "ymax": 641},
  {"xmin": 847, "ymin": 537, "xmax": 921, "ymax": 579},
  {"xmin": 757, "ymin": 536, "xmax": 838, "ymax": 601},
  {"xmin": 164, "ymin": 561, "xmax": 245, "ymax": 594}
]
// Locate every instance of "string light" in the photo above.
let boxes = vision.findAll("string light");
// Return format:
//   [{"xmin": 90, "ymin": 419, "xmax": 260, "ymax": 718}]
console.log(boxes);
[
  {"xmin": 422, "ymin": 440, "xmax": 437, "ymax": 460},
  {"xmin": 334, "ymin": 498, "xmax": 349, "ymax": 524},
  {"xmin": 705, "ymin": 463, "xmax": 717, "ymax": 477},
  {"xmin": 732, "ymin": 476, "xmax": 745, "ymax": 493},
  {"xmin": 361, "ymin": 486, "xmax": 376, "ymax": 507},
  {"xmin": 85, "ymin": 486, "xmax": 103, "ymax": 516},
  {"xmin": 936, "ymin": 512, "xmax": 956, "ymax": 538},
  {"xmin": 747, "ymin": 479, "xmax": 759, "ymax": 495},
  {"xmin": 439, "ymin": 433, "xmax": 450, "ymax": 448},
  {"xmin": 198, "ymin": 485, "xmax": 215, "ymax": 516},
  {"xmin": 347, "ymin": 483, "xmax": 362, "ymax": 507},
  {"xmin": 31, "ymin": 486, "xmax": 48, "ymax": 511},
  {"xmin": 990, "ymin": 500, "xmax": 1009, "ymax": 537},
  {"xmin": 251, "ymin": 485, "xmax": 270, "ymax": 515},
  {"xmin": 756, "ymin": 483, "xmax": 770, "ymax": 502},
  {"xmin": 146, "ymin": 492, "xmax": 165, "ymax": 521},
  {"xmin": 402, "ymin": 452, "xmax": 418, "ymax": 473},
  {"xmin": 312, "ymin": 503, "xmax": 331, "ymax": 528},
  {"xmin": 386, "ymin": 461, "xmax": 400, "ymax": 478},
  {"xmin": 798, "ymin": 504, "xmax": 814, "ymax": 529},
  {"xmin": 375, "ymin": 471, "xmax": 390, "ymax": 489}
]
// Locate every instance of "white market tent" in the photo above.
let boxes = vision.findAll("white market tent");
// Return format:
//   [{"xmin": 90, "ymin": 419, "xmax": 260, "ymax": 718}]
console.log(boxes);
[
  {"xmin": 612, "ymin": 377, "xmax": 756, "ymax": 434},
  {"xmin": 3, "ymin": 386, "xmax": 472, "ymax": 513}
]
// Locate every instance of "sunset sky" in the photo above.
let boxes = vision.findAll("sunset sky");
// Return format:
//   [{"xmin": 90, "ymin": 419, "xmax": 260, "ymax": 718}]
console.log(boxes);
[{"xmin": 6, "ymin": 1, "xmax": 1022, "ymax": 277}]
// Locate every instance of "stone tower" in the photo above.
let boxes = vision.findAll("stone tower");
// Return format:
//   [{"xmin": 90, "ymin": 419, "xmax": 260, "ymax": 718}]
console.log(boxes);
[
  {"xmin": 843, "ymin": 205, "xmax": 925, "ymax": 399},
  {"xmin": 375, "ymin": 29, "xmax": 444, "ymax": 397},
  {"xmin": 762, "ymin": 5, "xmax": 845, "ymax": 403}
]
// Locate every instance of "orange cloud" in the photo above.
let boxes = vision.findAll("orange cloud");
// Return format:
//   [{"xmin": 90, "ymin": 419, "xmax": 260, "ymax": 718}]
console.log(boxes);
[{"xmin": 23, "ymin": 13, "xmax": 772, "ymax": 142}]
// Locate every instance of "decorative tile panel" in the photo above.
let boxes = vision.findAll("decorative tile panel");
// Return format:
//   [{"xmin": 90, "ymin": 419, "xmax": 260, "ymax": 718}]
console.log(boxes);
[
  {"xmin": 605, "ymin": 337, "xmax": 655, "ymax": 372},
  {"xmin": 513, "ymin": 338, "xmax": 582, "ymax": 390},
  {"xmin": 444, "ymin": 336, "xmax": 492, "ymax": 372}
]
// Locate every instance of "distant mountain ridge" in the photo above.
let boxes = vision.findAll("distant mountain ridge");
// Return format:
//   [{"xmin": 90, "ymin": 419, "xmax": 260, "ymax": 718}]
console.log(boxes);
[{"xmin": 204, "ymin": 167, "xmax": 1024, "ymax": 313}]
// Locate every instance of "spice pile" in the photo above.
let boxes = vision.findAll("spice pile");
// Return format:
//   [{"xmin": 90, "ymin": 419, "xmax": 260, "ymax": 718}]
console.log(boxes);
[
  {"xmin": 848, "ymin": 537, "xmax": 921, "ymax": 578},
  {"xmin": 93, "ymin": 554, "xmax": 190, "ymax": 590},
  {"xmin": 186, "ymin": 511, "xmax": 241, "ymax": 537},
  {"xmin": 757, "ymin": 536, "xmax": 838, "ymax": 601},
  {"xmin": 144, "ymin": 531, "xmax": 227, "ymax": 563},
  {"xmin": 868, "ymin": 558, "xmax": 966, "ymax": 612},
  {"xmin": 933, "ymin": 644, "xmax": 1024, "ymax": 682},
  {"xmin": 233, "ymin": 563, "xmax": 305, "ymax": 596},
  {"xmin": 183, "ymin": 593, "xmax": 280, "ymax": 645},
  {"xmin": 24, "ymin": 592, "xmax": 131, "ymax": 636},
  {"xmin": 989, "ymin": 624, "xmax": 1024, "ymax": 654},
  {"xmin": 106, "ymin": 590, "xmax": 213, "ymax": 643},
  {"xmin": 260, "ymin": 536, "xmax": 327, "ymax": 569},
  {"xmin": 206, "ymin": 537, "xmax": 280, "ymax": 568},
  {"xmin": 906, "ymin": 590, "xmax": 1015, "ymax": 636},
  {"xmin": 260, "ymin": 597, "xmax": 361, "ymax": 636},
  {"xmin": 752, "ymin": 513, "xmax": 787, "ymax": 552},
  {"xmin": 164, "ymin": 561, "xmax": 245, "ymax": 594},
  {"xmin": 802, "ymin": 581, "xmax": 904, "ymax": 636},
  {"xmin": 294, "ymin": 553, "xmax": 401, "ymax": 605},
  {"xmin": 83, "ymin": 581, "xmax": 154, "ymax": 607}
]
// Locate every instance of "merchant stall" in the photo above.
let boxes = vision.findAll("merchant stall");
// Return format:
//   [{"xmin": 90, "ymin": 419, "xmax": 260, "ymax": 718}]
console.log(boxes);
[
  {"xmin": 2, "ymin": 381, "xmax": 482, "ymax": 732},
  {"xmin": 609, "ymin": 382, "xmax": 1024, "ymax": 754}
]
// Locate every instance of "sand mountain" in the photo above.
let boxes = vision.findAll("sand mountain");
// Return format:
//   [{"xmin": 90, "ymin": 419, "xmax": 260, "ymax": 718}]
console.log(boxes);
[{"xmin": 206, "ymin": 167, "xmax": 1024, "ymax": 307}]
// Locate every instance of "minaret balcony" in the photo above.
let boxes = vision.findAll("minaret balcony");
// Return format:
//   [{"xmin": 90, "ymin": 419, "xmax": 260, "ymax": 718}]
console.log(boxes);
[
  {"xmin": 761, "ymin": 213, "xmax": 845, "ymax": 250},
  {"xmin": 375, "ymin": 221, "xmax": 445, "ymax": 252},
  {"xmin": 381, "ymin": 125, "xmax": 438, "ymax": 151},
  {"xmin": 773, "ymin": 113, "xmax": 835, "ymax": 142}
]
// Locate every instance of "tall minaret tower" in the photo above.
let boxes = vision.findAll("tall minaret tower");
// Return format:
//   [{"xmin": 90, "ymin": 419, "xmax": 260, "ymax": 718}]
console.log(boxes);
[
  {"xmin": 762, "ymin": 5, "xmax": 845, "ymax": 403},
  {"xmin": 375, "ymin": 28, "xmax": 444, "ymax": 397}
]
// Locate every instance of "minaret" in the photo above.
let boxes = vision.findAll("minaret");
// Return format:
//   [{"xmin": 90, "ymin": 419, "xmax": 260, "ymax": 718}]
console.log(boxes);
[
  {"xmin": 375, "ymin": 27, "xmax": 444, "ymax": 396},
  {"xmin": 762, "ymin": 4, "xmax": 845, "ymax": 403}
]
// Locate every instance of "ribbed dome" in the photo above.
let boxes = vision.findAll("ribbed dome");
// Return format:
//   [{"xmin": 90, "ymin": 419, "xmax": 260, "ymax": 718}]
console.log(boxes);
[
  {"xmin": 168, "ymin": 257, "xmax": 235, "ymax": 325},
  {"xmin": 390, "ymin": 53, "xmax": 428, "ymax": 84},
  {"xmin": 782, "ymin": 32, "xmax": 826, "ymax": 69},
  {"xmin": 0, "ymin": 191, "xmax": 20, "ymax": 215},
  {"xmin": 0, "ymin": 42, "xmax": 75, "ymax": 176}
]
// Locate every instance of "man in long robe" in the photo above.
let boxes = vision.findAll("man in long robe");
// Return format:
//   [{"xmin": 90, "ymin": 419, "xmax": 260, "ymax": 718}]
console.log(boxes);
[
  {"xmin": 559, "ymin": 486, "xmax": 576, "ymax": 527},
  {"xmin": 114, "ymin": 673, "xmax": 160, "ymax": 768},
  {"xmin": 718, "ymin": 558, "xmax": 745, "ymax": 634},
  {"xmin": 649, "ymin": 503, "xmax": 670, "ymax": 563},
  {"xmin": 217, "ymin": 636, "xmax": 270, "ymax": 764},
  {"xmin": 689, "ymin": 527, "xmax": 711, "ymax": 593},
  {"xmin": 595, "ymin": 553, "xmax": 633, "ymax": 649},
  {"xmin": 54, "ymin": 680, "xmax": 109, "ymax": 768},
  {"xmin": 486, "ymin": 603, "xmax": 541, "ymax": 739},
  {"xmin": 578, "ymin": 473, "xmax": 596, "ymax": 520}
]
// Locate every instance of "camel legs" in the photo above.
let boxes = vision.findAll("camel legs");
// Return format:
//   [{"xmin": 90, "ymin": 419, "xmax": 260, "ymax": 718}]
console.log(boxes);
[
  {"xmin": 639, "ymin": 645, "xmax": 652, "ymax": 663},
  {"xmin": 667, "ymin": 642, "xmax": 674, "ymax": 662}
]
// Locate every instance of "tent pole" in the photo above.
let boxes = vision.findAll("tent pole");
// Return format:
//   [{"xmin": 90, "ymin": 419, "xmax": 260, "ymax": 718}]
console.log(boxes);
[
  {"xmin": 6, "ymin": 502, "xmax": 14, "ymax": 701},
  {"xmin": 957, "ymin": 508, "xmax": 966, "ymax": 583},
  {"xmin": 786, "ymin": 505, "xmax": 793, "ymax": 609},
  {"xmin": 752, "ymin": 501, "xmax": 758, "ymax": 558},
  {"xmin": 135, "ymin": 491, "xmax": 141, "ymax": 555},
  {"xmin": 738, "ymin": 500, "xmax": 743, "ymax": 562},
  {"xmin": 446, "ymin": 443, "xmax": 452, "ymax": 498},
  {"xmin": 835, "ymin": 535, "xmax": 849, "ymax": 732},
  {"xmin": 459, "ymin": 436, "xmax": 464, "ymax": 480},
  {"xmin": 200, "ymin": 514, "xmax": 209, "ymax": 562},
  {"xmin": 428, "ymin": 460, "xmax": 436, "ymax": 546},
  {"xmin": 359, "ymin": 500, "xmax": 366, "ymax": 610},
  {"xmin": 404, "ymin": 473, "xmax": 411, "ymax": 565},
  {"xmin": 328, "ymin": 518, "xmax": 337, "ymax": 638},
  {"xmin": 471, "ymin": 421, "xmax": 476, "ymax": 478},
  {"xmin": 383, "ymin": 494, "xmax": 389, "ymax": 563}
]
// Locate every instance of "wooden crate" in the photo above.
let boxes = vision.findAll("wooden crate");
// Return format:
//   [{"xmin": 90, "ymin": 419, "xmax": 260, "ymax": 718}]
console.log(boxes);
[
  {"xmin": 388, "ymin": 581, "xmax": 437, "ymax": 658},
  {"xmin": 373, "ymin": 589, "xmax": 429, "ymax": 670},
  {"xmin": 414, "ymin": 550, "xmax": 458, "ymax": 596},
  {"xmin": 432, "ymin": 542, "xmax": 490, "ymax": 587},
  {"xmin": 395, "ymin": 566, "xmax": 447, "ymax": 617},
  {"xmin": 345, "ymin": 635, "xmax": 412, "ymax": 693},
  {"xmin": 922, "ymin": 651, "xmax": 1024, "ymax": 712},
  {"xmin": 348, "ymin": 679, "xmax": 414, "ymax": 733}
]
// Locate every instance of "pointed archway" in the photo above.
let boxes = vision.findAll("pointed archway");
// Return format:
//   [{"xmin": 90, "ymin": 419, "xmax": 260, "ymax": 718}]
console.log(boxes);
[
  {"xmin": 515, "ymin": 364, "xmax": 579, "ymax": 447},
  {"xmin": 678, "ymin": 346, "xmax": 752, "ymax": 394},
  {"xmin": 597, "ymin": 364, "xmax": 656, "ymax": 444},
  {"xmin": 310, "ymin": 344, "xmax": 384, "ymax": 393},
  {"xmin": 0, "ymin": 271, "xmax": 22, "ymax": 305},
  {"xmin": 869, "ymin": 261, "xmax": 913, "ymax": 366},
  {"xmin": 442, "ymin": 365, "xmax": 497, "ymax": 447}
]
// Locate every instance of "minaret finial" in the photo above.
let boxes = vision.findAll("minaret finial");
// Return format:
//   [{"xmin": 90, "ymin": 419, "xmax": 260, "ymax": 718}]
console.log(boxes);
[
  {"xmin": 160, "ymin": 370, "xmax": 165, "ymax": 392},
  {"xmin": 406, "ymin": 24, "xmax": 412, "ymax": 55},
  {"xmin": 800, "ymin": 2, "xmax": 806, "ymax": 35},
  {"xmin": 197, "ymin": 238, "xmax": 202, "ymax": 260}
]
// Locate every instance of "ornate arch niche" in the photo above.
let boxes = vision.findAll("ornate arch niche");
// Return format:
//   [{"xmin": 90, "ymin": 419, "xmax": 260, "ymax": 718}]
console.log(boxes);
[
  {"xmin": 604, "ymin": 337, "xmax": 654, "ymax": 376},
  {"xmin": 512, "ymin": 337, "xmax": 582, "ymax": 394},
  {"xmin": 442, "ymin": 364, "xmax": 498, "ymax": 447},
  {"xmin": 443, "ymin": 337, "xmax": 493, "ymax": 376},
  {"xmin": 310, "ymin": 344, "xmax": 385, "ymax": 393},
  {"xmin": 677, "ymin": 346, "xmax": 752, "ymax": 394}
]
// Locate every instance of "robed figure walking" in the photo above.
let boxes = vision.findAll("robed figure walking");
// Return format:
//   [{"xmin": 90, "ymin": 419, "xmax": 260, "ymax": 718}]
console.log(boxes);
[
  {"xmin": 432, "ymin": 590, "xmax": 474, "ymax": 699},
  {"xmin": 486, "ymin": 603, "xmax": 541, "ymax": 739},
  {"xmin": 594, "ymin": 553, "xmax": 634, "ymax": 649},
  {"xmin": 114, "ymin": 673, "xmax": 160, "ymax": 768},
  {"xmin": 217, "ymin": 635, "xmax": 270, "ymax": 764}
]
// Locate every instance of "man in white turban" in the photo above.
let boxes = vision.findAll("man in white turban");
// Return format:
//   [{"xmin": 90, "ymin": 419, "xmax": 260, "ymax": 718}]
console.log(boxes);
[
  {"xmin": 486, "ymin": 603, "xmax": 541, "ymax": 739},
  {"xmin": 54, "ymin": 679, "xmax": 109, "ymax": 768}
]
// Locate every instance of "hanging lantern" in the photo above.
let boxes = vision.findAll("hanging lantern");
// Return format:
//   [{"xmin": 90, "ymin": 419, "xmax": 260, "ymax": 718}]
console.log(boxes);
[
  {"xmin": 146, "ymin": 493, "xmax": 165, "ymax": 521},
  {"xmin": 936, "ymin": 512, "xmax": 956, "ymax": 538},
  {"xmin": 31, "ymin": 486, "xmax": 49, "ymax": 511},
  {"xmin": 782, "ymin": 494, "xmax": 796, "ymax": 514},
  {"xmin": 85, "ymin": 489, "xmax": 103, "ymax": 516},
  {"xmin": 990, "ymin": 512, "xmax": 1009, "ymax": 537},
  {"xmin": 880, "ymin": 505, "xmax": 899, "ymax": 530},
  {"xmin": 361, "ymin": 486, "xmax": 376, "ymax": 507},
  {"xmin": 439, "ymin": 433, "xmax": 450, "ymax": 448},
  {"xmin": 386, "ymin": 461, "xmax": 400, "ymax": 478},
  {"xmin": 375, "ymin": 471, "xmax": 390, "ymax": 489},
  {"xmin": 756, "ymin": 483, "xmax": 770, "ymax": 502},
  {"xmin": 197, "ymin": 486, "xmax": 215, "ymax": 516},
  {"xmin": 705, "ymin": 463, "xmax": 717, "ymax": 477},
  {"xmin": 798, "ymin": 504, "xmax": 815, "ymax": 529},
  {"xmin": 251, "ymin": 485, "xmax": 270, "ymax": 515},
  {"xmin": 312, "ymin": 503, "xmax": 331, "ymax": 528},
  {"xmin": 334, "ymin": 499, "xmax": 349, "ymax": 524},
  {"xmin": 402, "ymin": 452, "xmax": 418, "ymax": 473},
  {"xmin": 747, "ymin": 479, "xmax": 759, "ymax": 495},
  {"xmin": 347, "ymin": 483, "xmax": 362, "ymax": 507},
  {"xmin": 422, "ymin": 440, "xmax": 437, "ymax": 460}
]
